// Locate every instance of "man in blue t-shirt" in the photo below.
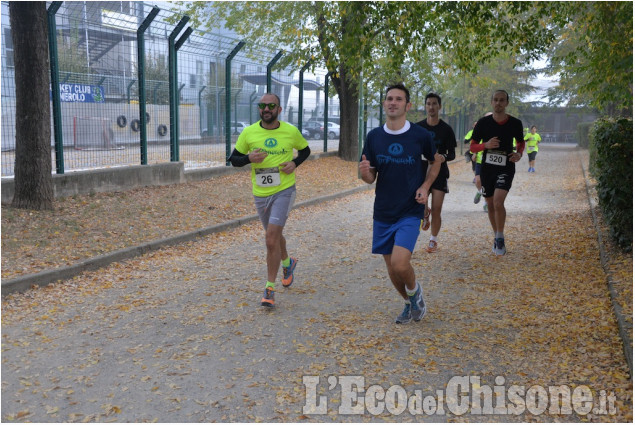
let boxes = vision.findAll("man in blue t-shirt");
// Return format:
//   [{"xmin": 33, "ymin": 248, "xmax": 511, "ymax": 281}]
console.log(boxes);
[{"xmin": 359, "ymin": 83, "xmax": 441, "ymax": 324}]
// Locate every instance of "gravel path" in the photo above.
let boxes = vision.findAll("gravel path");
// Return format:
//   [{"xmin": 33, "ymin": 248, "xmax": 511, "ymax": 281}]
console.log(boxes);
[{"xmin": 1, "ymin": 144, "xmax": 632, "ymax": 422}]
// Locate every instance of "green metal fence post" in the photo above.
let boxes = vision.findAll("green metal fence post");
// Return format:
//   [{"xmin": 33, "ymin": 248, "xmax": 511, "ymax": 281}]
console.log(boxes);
[
  {"xmin": 266, "ymin": 51, "xmax": 283, "ymax": 94},
  {"xmin": 198, "ymin": 85, "xmax": 206, "ymax": 136},
  {"xmin": 233, "ymin": 88, "xmax": 242, "ymax": 133},
  {"xmin": 173, "ymin": 27, "xmax": 193, "ymax": 162},
  {"xmin": 249, "ymin": 91, "xmax": 257, "ymax": 124},
  {"xmin": 225, "ymin": 41, "xmax": 245, "ymax": 164},
  {"xmin": 168, "ymin": 16, "xmax": 190, "ymax": 163},
  {"xmin": 152, "ymin": 82, "xmax": 160, "ymax": 105},
  {"xmin": 126, "ymin": 79, "xmax": 136, "ymax": 104},
  {"xmin": 298, "ymin": 60, "xmax": 312, "ymax": 131},
  {"xmin": 137, "ymin": 6, "xmax": 160, "ymax": 165},
  {"xmin": 47, "ymin": 1, "xmax": 64, "ymax": 174}
]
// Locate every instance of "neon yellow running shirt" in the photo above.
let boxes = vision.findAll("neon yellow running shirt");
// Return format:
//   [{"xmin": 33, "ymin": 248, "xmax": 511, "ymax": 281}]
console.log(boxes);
[
  {"xmin": 524, "ymin": 132, "xmax": 541, "ymax": 153},
  {"xmin": 235, "ymin": 121, "xmax": 309, "ymax": 197}
]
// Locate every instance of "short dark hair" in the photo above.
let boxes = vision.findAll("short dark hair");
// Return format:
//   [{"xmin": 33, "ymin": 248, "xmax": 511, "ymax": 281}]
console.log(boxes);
[
  {"xmin": 492, "ymin": 89, "xmax": 509, "ymax": 102},
  {"xmin": 385, "ymin": 83, "xmax": 410, "ymax": 103},
  {"xmin": 425, "ymin": 92, "xmax": 442, "ymax": 106}
]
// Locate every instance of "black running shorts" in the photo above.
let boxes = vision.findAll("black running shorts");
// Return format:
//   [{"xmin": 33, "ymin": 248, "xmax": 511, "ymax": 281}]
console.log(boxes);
[{"xmin": 481, "ymin": 167, "xmax": 514, "ymax": 197}]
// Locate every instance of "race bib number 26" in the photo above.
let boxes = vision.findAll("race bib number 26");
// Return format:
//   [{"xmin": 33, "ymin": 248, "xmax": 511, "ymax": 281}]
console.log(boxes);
[{"xmin": 255, "ymin": 167, "xmax": 281, "ymax": 187}]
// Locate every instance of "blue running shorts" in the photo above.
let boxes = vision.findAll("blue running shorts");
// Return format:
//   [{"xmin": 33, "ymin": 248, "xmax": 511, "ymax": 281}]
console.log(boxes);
[{"xmin": 372, "ymin": 216, "xmax": 421, "ymax": 255}]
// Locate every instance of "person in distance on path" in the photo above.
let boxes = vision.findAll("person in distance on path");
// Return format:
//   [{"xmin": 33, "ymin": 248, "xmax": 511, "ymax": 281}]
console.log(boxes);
[
  {"xmin": 469, "ymin": 90, "xmax": 525, "ymax": 256},
  {"xmin": 524, "ymin": 125, "xmax": 542, "ymax": 173},
  {"xmin": 359, "ymin": 83, "xmax": 441, "ymax": 324},
  {"xmin": 228, "ymin": 93, "xmax": 311, "ymax": 308},
  {"xmin": 416, "ymin": 93, "xmax": 457, "ymax": 253}
]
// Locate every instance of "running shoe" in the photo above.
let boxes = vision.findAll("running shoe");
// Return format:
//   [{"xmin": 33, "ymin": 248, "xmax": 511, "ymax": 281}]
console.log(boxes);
[
  {"xmin": 282, "ymin": 257, "xmax": 298, "ymax": 287},
  {"xmin": 483, "ymin": 204, "xmax": 488, "ymax": 212},
  {"xmin": 473, "ymin": 190, "xmax": 482, "ymax": 204},
  {"xmin": 494, "ymin": 238, "xmax": 506, "ymax": 256},
  {"xmin": 530, "ymin": 168, "xmax": 535, "ymax": 173},
  {"xmin": 528, "ymin": 167, "xmax": 532, "ymax": 172},
  {"xmin": 420, "ymin": 207, "xmax": 431, "ymax": 231},
  {"xmin": 261, "ymin": 286, "xmax": 275, "ymax": 307},
  {"xmin": 425, "ymin": 240, "xmax": 438, "ymax": 253},
  {"xmin": 409, "ymin": 284, "xmax": 427, "ymax": 322},
  {"xmin": 395, "ymin": 303, "xmax": 412, "ymax": 324}
]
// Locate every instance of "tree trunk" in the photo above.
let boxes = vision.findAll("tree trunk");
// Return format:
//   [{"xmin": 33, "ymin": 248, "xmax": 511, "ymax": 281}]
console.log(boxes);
[
  {"xmin": 9, "ymin": 2, "xmax": 54, "ymax": 210},
  {"xmin": 332, "ymin": 66, "xmax": 360, "ymax": 162}
]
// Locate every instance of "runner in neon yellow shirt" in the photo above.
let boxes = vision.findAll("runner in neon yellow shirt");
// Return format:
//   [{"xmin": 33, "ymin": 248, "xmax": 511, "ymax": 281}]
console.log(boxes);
[
  {"xmin": 524, "ymin": 125, "xmax": 541, "ymax": 173},
  {"xmin": 228, "ymin": 93, "xmax": 310, "ymax": 308},
  {"xmin": 236, "ymin": 119, "xmax": 308, "ymax": 197}
]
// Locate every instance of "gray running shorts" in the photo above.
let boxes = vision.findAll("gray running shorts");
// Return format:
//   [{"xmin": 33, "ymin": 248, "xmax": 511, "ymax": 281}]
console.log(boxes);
[{"xmin": 254, "ymin": 185, "xmax": 296, "ymax": 229}]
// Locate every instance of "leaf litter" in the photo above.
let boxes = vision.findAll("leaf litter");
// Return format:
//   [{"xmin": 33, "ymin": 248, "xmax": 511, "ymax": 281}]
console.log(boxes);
[{"xmin": 1, "ymin": 146, "xmax": 632, "ymax": 422}]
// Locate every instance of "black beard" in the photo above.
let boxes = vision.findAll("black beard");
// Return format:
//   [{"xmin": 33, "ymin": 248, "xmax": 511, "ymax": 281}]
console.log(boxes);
[{"xmin": 260, "ymin": 112, "xmax": 277, "ymax": 124}]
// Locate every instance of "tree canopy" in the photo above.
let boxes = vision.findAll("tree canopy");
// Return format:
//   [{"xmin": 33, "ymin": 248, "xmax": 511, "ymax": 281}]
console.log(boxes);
[
  {"xmin": 546, "ymin": 2, "xmax": 633, "ymax": 116},
  {"xmin": 175, "ymin": 1, "xmax": 562, "ymax": 160}
]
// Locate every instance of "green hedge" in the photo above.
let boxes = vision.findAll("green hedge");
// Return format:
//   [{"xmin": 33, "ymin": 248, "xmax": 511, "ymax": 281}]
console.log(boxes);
[
  {"xmin": 590, "ymin": 118, "xmax": 633, "ymax": 251},
  {"xmin": 577, "ymin": 122, "xmax": 593, "ymax": 148}
]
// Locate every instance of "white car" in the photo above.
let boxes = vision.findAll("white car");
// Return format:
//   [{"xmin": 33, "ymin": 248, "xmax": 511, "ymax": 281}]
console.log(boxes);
[
  {"xmin": 323, "ymin": 121, "xmax": 340, "ymax": 139},
  {"xmin": 230, "ymin": 122, "xmax": 250, "ymax": 134},
  {"xmin": 201, "ymin": 122, "xmax": 250, "ymax": 138}
]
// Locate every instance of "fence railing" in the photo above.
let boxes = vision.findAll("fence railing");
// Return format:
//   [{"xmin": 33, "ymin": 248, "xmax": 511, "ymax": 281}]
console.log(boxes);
[
  {"xmin": 0, "ymin": 2, "xmax": 585, "ymax": 178},
  {"xmin": 0, "ymin": 1, "xmax": 340, "ymax": 177}
]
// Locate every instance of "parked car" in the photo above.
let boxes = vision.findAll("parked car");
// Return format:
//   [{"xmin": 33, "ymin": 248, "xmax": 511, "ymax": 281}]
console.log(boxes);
[
  {"xmin": 201, "ymin": 122, "xmax": 250, "ymax": 138},
  {"xmin": 321, "ymin": 122, "xmax": 340, "ymax": 139},
  {"xmin": 302, "ymin": 121, "xmax": 323, "ymax": 139},
  {"xmin": 231, "ymin": 122, "xmax": 250, "ymax": 135}
]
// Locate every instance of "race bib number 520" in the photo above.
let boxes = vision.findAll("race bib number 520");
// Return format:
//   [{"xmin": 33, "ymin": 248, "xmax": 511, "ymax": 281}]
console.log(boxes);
[
  {"xmin": 485, "ymin": 151, "xmax": 507, "ymax": 166},
  {"xmin": 255, "ymin": 167, "xmax": 281, "ymax": 187}
]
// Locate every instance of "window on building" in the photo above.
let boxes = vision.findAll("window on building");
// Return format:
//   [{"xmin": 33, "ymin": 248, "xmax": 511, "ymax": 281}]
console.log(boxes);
[{"xmin": 4, "ymin": 28, "xmax": 14, "ymax": 68}]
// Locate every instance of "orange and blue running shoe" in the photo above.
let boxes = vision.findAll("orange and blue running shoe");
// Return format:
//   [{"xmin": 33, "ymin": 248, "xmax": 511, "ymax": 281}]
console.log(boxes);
[
  {"xmin": 282, "ymin": 257, "xmax": 298, "ymax": 287},
  {"xmin": 261, "ymin": 286, "xmax": 275, "ymax": 307}
]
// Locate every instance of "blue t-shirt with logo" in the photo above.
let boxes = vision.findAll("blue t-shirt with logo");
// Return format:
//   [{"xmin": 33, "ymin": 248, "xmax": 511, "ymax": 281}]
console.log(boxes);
[{"xmin": 361, "ymin": 121, "xmax": 437, "ymax": 223}]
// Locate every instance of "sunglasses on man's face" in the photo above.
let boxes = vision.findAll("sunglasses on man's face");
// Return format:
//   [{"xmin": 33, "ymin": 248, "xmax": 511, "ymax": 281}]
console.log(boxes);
[{"xmin": 258, "ymin": 103, "xmax": 278, "ymax": 110}]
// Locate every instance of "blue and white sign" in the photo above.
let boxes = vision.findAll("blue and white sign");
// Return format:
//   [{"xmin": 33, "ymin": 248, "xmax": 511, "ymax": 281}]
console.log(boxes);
[{"xmin": 52, "ymin": 84, "xmax": 105, "ymax": 103}]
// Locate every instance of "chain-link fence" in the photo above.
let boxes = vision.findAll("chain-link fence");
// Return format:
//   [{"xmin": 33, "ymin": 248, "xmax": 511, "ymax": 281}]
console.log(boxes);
[
  {"xmin": 1, "ymin": 2, "xmax": 592, "ymax": 178},
  {"xmin": 1, "ymin": 1, "xmax": 340, "ymax": 177}
]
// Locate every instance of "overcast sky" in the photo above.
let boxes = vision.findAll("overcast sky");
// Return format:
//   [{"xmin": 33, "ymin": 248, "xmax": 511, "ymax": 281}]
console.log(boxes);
[{"xmin": 524, "ymin": 58, "xmax": 559, "ymax": 103}]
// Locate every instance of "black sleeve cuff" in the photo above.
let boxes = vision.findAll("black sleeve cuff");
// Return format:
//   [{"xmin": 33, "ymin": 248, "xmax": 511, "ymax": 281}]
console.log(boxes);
[
  {"xmin": 292, "ymin": 146, "xmax": 311, "ymax": 167},
  {"xmin": 228, "ymin": 149, "xmax": 250, "ymax": 167}
]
